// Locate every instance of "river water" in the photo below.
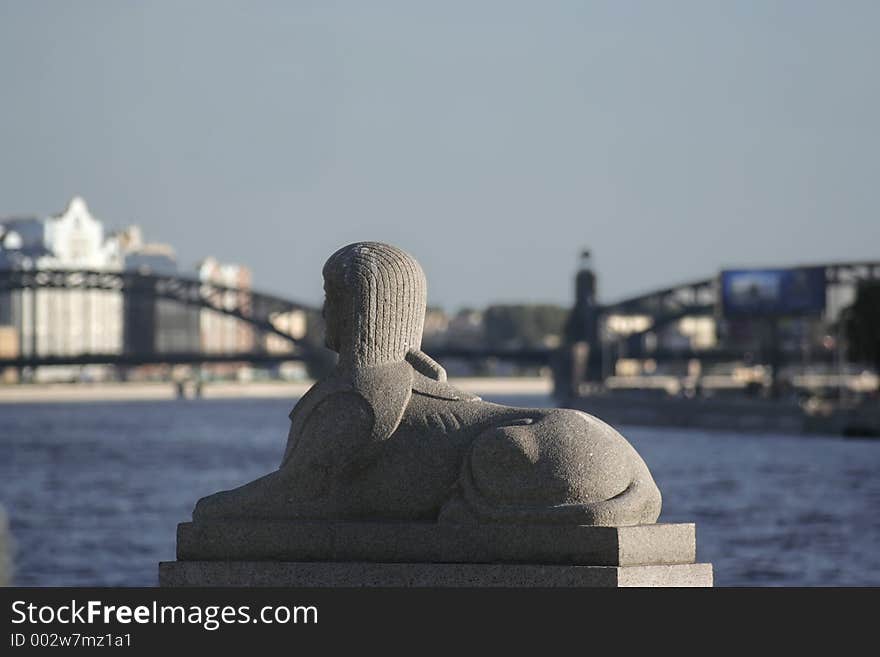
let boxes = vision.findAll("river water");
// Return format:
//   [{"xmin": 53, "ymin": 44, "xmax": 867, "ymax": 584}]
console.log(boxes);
[{"xmin": 1, "ymin": 394, "xmax": 879, "ymax": 587}]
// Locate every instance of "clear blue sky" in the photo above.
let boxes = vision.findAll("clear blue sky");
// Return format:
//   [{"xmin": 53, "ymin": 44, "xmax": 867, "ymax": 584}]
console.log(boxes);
[{"xmin": 1, "ymin": 1, "xmax": 878, "ymax": 309}]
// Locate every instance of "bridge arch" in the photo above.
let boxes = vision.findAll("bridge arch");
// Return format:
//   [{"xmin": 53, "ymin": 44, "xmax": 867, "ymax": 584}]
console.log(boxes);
[{"xmin": 0, "ymin": 268, "xmax": 322, "ymax": 353}]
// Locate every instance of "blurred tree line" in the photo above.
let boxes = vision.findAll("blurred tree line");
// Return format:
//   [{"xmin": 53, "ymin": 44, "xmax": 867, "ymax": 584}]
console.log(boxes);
[
  {"xmin": 302, "ymin": 303, "xmax": 571, "ymax": 378},
  {"xmin": 483, "ymin": 304, "xmax": 568, "ymax": 348}
]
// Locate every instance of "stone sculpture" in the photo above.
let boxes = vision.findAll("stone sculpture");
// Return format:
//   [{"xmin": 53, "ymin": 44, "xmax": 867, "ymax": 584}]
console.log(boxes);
[{"xmin": 193, "ymin": 241, "xmax": 661, "ymax": 527}]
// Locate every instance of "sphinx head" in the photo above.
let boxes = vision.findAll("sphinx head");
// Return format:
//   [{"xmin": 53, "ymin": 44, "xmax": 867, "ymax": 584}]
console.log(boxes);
[{"xmin": 322, "ymin": 242, "xmax": 427, "ymax": 368}]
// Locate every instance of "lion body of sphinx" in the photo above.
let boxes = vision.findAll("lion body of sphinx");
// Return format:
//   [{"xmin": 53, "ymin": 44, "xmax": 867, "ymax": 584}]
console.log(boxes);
[{"xmin": 194, "ymin": 363, "xmax": 661, "ymax": 527}]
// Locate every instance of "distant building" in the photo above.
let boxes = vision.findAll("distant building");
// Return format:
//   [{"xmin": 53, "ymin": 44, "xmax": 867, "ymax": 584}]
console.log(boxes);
[
  {"xmin": 117, "ymin": 226, "xmax": 201, "ymax": 356},
  {"xmin": 264, "ymin": 310, "xmax": 307, "ymax": 355},
  {"xmin": 0, "ymin": 218, "xmax": 46, "ymax": 341},
  {"xmin": 0, "ymin": 325, "xmax": 18, "ymax": 383},
  {"xmin": 1, "ymin": 196, "xmax": 332, "ymax": 382},
  {"xmin": 422, "ymin": 307, "xmax": 450, "ymax": 346},
  {"xmin": 197, "ymin": 257, "xmax": 255, "ymax": 355},
  {"xmin": 0, "ymin": 197, "xmax": 205, "ymax": 380},
  {"xmin": 0, "ymin": 198, "xmax": 123, "ymax": 379}
]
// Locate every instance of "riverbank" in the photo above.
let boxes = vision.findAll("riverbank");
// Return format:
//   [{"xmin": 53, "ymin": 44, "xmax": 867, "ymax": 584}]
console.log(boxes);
[{"xmin": 0, "ymin": 376, "xmax": 553, "ymax": 404}]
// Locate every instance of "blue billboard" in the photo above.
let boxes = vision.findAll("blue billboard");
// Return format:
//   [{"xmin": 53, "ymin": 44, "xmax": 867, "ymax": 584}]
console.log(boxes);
[{"xmin": 720, "ymin": 267, "xmax": 826, "ymax": 318}]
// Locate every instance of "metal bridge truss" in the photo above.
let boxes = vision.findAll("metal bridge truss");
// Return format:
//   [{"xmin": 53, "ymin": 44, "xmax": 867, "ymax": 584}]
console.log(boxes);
[
  {"xmin": 596, "ymin": 260, "xmax": 880, "ymax": 360},
  {"xmin": 0, "ymin": 268, "xmax": 320, "ymax": 355},
  {"xmin": 1, "ymin": 260, "xmax": 878, "ymax": 368},
  {"xmin": 602, "ymin": 260, "xmax": 880, "ymax": 320}
]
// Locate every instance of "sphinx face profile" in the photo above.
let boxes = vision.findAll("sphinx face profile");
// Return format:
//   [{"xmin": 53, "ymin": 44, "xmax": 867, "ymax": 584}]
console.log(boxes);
[{"xmin": 321, "ymin": 280, "xmax": 341, "ymax": 353}]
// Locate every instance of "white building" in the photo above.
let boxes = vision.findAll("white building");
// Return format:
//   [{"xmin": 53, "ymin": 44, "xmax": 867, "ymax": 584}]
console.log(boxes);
[
  {"xmin": 1, "ymin": 197, "xmax": 299, "ymax": 381},
  {"xmin": 0, "ymin": 197, "xmax": 124, "ymax": 369},
  {"xmin": 197, "ymin": 257, "xmax": 255, "ymax": 355}
]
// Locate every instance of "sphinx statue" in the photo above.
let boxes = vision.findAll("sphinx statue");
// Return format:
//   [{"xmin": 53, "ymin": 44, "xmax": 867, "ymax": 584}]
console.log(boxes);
[{"xmin": 193, "ymin": 242, "xmax": 661, "ymax": 527}]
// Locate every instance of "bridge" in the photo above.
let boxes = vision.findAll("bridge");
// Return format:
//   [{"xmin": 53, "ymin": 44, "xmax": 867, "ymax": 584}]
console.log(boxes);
[
  {"xmin": 1, "ymin": 260, "xmax": 878, "ymax": 373},
  {"xmin": 599, "ymin": 260, "xmax": 880, "ymax": 321},
  {"xmin": 0, "ymin": 268, "xmax": 317, "ymax": 348},
  {"xmin": 0, "ymin": 269, "xmax": 564, "ymax": 371},
  {"xmin": 591, "ymin": 260, "xmax": 880, "ymax": 362}
]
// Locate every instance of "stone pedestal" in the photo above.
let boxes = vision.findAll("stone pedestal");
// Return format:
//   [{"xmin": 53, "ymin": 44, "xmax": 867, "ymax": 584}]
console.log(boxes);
[
  {"xmin": 160, "ymin": 560, "xmax": 711, "ymax": 587},
  {"xmin": 159, "ymin": 521, "xmax": 713, "ymax": 587}
]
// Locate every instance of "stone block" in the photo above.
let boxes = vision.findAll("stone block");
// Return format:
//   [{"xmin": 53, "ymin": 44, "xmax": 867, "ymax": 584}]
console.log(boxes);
[
  {"xmin": 158, "ymin": 560, "xmax": 713, "ymax": 587},
  {"xmin": 176, "ymin": 521, "xmax": 697, "ymax": 567}
]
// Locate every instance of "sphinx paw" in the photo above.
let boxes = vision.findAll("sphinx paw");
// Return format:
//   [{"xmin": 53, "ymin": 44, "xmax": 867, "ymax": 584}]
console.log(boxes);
[{"xmin": 192, "ymin": 470, "xmax": 291, "ymax": 522}]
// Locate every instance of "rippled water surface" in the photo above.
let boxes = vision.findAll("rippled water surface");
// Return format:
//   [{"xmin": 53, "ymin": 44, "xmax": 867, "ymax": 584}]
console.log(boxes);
[{"xmin": 2, "ymin": 395, "xmax": 879, "ymax": 586}]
